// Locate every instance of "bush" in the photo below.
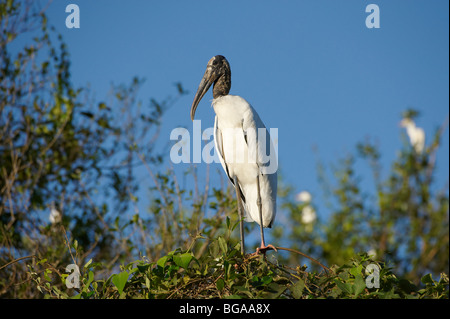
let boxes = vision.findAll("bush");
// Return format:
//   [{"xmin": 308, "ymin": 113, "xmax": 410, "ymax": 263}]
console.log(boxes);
[{"xmin": 25, "ymin": 235, "xmax": 448, "ymax": 299}]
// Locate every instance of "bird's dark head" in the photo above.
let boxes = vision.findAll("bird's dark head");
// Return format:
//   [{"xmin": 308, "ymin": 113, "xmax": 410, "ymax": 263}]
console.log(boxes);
[
  {"xmin": 190, "ymin": 55, "xmax": 231, "ymax": 121},
  {"xmin": 207, "ymin": 55, "xmax": 230, "ymax": 82}
]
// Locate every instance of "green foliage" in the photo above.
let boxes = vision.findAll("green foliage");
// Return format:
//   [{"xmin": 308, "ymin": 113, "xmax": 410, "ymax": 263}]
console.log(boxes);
[
  {"xmin": 26, "ymin": 239, "xmax": 448, "ymax": 299},
  {"xmin": 276, "ymin": 109, "xmax": 449, "ymax": 284},
  {"xmin": 0, "ymin": 0, "xmax": 191, "ymax": 297}
]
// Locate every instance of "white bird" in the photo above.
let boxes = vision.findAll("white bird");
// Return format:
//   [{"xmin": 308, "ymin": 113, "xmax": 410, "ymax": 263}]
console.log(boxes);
[
  {"xmin": 49, "ymin": 202, "xmax": 61, "ymax": 224},
  {"xmin": 301, "ymin": 205, "xmax": 316, "ymax": 225},
  {"xmin": 190, "ymin": 55, "xmax": 278, "ymax": 255},
  {"xmin": 399, "ymin": 118, "xmax": 425, "ymax": 154},
  {"xmin": 296, "ymin": 191, "xmax": 312, "ymax": 203},
  {"xmin": 296, "ymin": 191, "xmax": 316, "ymax": 224}
]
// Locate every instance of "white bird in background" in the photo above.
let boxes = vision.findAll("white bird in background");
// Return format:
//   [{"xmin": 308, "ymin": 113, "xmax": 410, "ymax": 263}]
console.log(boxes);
[
  {"xmin": 296, "ymin": 191, "xmax": 316, "ymax": 225},
  {"xmin": 190, "ymin": 55, "xmax": 278, "ymax": 255},
  {"xmin": 399, "ymin": 118, "xmax": 425, "ymax": 154},
  {"xmin": 301, "ymin": 205, "xmax": 316, "ymax": 225},
  {"xmin": 49, "ymin": 201, "xmax": 61, "ymax": 224},
  {"xmin": 296, "ymin": 191, "xmax": 312, "ymax": 203}
]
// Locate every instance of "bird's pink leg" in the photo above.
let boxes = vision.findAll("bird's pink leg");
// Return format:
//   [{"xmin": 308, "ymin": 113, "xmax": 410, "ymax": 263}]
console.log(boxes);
[{"xmin": 254, "ymin": 174, "xmax": 277, "ymax": 255}]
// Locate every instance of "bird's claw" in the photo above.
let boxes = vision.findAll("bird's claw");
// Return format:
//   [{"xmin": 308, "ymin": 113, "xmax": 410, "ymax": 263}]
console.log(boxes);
[{"xmin": 254, "ymin": 244, "xmax": 277, "ymax": 255}]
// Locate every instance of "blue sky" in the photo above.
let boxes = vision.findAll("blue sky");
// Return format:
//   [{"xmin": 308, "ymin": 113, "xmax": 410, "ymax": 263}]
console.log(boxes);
[{"xmin": 43, "ymin": 1, "xmax": 449, "ymax": 231}]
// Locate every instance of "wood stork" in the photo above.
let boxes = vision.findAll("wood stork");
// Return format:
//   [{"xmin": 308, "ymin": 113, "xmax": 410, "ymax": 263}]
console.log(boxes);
[{"xmin": 190, "ymin": 55, "xmax": 278, "ymax": 255}]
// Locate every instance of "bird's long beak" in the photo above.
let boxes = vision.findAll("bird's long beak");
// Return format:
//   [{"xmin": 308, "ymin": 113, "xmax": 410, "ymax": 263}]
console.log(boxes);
[{"xmin": 190, "ymin": 68, "xmax": 215, "ymax": 121}]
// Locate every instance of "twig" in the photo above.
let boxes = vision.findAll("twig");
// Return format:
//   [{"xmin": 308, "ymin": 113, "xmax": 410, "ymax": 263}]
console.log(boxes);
[
  {"xmin": 275, "ymin": 246, "xmax": 331, "ymax": 274},
  {"xmin": 61, "ymin": 225, "xmax": 77, "ymax": 266},
  {"xmin": 247, "ymin": 246, "xmax": 331, "ymax": 275},
  {"xmin": 0, "ymin": 255, "xmax": 36, "ymax": 271}
]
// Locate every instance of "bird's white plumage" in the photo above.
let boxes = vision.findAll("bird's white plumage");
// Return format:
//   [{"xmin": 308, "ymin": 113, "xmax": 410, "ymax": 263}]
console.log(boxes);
[
  {"xmin": 400, "ymin": 118, "xmax": 425, "ymax": 153},
  {"xmin": 49, "ymin": 202, "xmax": 61, "ymax": 224},
  {"xmin": 212, "ymin": 95, "xmax": 277, "ymax": 228}
]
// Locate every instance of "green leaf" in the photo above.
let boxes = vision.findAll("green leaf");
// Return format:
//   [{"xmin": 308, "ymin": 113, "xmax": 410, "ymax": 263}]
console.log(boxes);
[
  {"xmin": 350, "ymin": 264, "xmax": 363, "ymax": 278},
  {"xmin": 353, "ymin": 274, "xmax": 366, "ymax": 296},
  {"xmin": 209, "ymin": 241, "xmax": 220, "ymax": 258},
  {"xmin": 84, "ymin": 258, "xmax": 92, "ymax": 269},
  {"xmin": 291, "ymin": 278, "xmax": 305, "ymax": 299},
  {"xmin": 44, "ymin": 269, "xmax": 52, "ymax": 282},
  {"xmin": 111, "ymin": 271, "xmax": 129, "ymax": 295},
  {"xmin": 85, "ymin": 271, "xmax": 94, "ymax": 288},
  {"xmin": 218, "ymin": 236, "xmax": 228, "ymax": 254},
  {"xmin": 261, "ymin": 275, "xmax": 273, "ymax": 285},
  {"xmin": 421, "ymin": 274, "xmax": 435, "ymax": 285},
  {"xmin": 265, "ymin": 283, "xmax": 287, "ymax": 299},
  {"xmin": 216, "ymin": 278, "xmax": 225, "ymax": 291},
  {"xmin": 137, "ymin": 264, "xmax": 150, "ymax": 273},
  {"xmin": 335, "ymin": 279, "xmax": 353, "ymax": 295},
  {"xmin": 157, "ymin": 255, "xmax": 169, "ymax": 268},
  {"xmin": 36, "ymin": 258, "xmax": 47, "ymax": 266},
  {"xmin": 173, "ymin": 252, "xmax": 193, "ymax": 270}
]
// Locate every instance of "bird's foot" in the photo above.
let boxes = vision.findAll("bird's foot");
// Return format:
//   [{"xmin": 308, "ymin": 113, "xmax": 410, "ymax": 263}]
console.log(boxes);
[{"xmin": 254, "ymin": 244, "xmax": 277, "ymax": 255}]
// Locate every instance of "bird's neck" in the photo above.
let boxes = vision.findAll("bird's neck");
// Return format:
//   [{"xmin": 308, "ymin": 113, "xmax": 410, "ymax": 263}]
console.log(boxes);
[{"xmin": 213, "ymin": 72, "xmax": 231, "ymax": 99}]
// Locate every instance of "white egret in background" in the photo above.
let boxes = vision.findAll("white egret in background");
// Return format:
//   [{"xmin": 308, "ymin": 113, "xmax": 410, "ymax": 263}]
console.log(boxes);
[
  {"xmin": 296, "ymin": 191, "xmax": 316, "ymax": 225},
  {"xmin": 301, "ymin": 205, "xmax": 316, "ymax": 225},
  {"xmin": 296, "ymin": 191, "xmax": 312, "ymax": 203},
  {"xmin": 49, "ymin": 202, "xmax": 61, "ymax": 224},
  {"xmin": 400, "ymin": 118, "xmax": 425, "ymax": 154},
  {"xmin": 190, "ymin": 55, "xmax": 278, "ymax": 255}
]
